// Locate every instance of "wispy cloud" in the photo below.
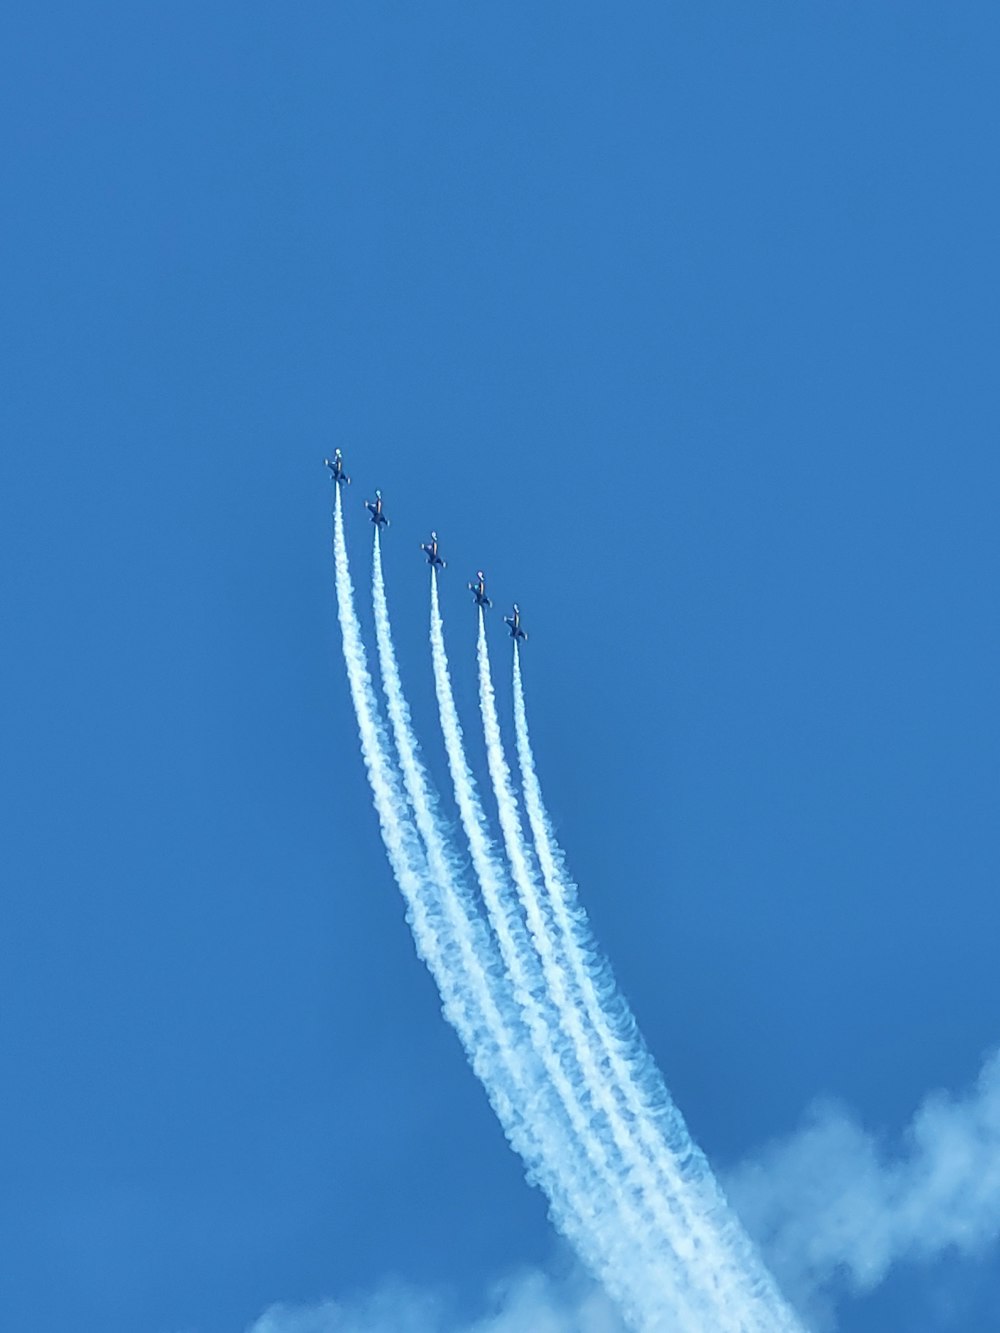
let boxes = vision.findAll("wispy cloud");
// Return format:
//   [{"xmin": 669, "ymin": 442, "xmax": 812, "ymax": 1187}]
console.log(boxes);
[
  {"xmin": 726, "ymin": 1048, "xmax": 1000, "ymax": 1321},
  {"xmin": 245, "ymin": 1267, "xmax": 626, "ymax": 1333}
]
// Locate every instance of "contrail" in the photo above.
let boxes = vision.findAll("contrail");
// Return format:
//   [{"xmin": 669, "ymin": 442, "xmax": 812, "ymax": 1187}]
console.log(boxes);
[
  {"xmin": 511, "ymin": 644, "xmax": 702, "ymax": 1173},
  {"xmin": 476, "ymin": 617, "xmax": 692, "ymax": 1262},
  {"xmin": 371, "ymin": 529, "xmax": 505, "ymax": 1080},
  {"xmin": 331, "ymin": 486, "xmax": 440, "ymax": 967},
  {"xmin": 427, "ymin": 575, "xmax": 676, "ymax": 1330},
  {"xmin": 506, "ymin": 642, "xmax": 806, "ymax": 1333},
  {"xmin": 370, "ymin": 533, "xmax": 596, "ymax": 1237}
]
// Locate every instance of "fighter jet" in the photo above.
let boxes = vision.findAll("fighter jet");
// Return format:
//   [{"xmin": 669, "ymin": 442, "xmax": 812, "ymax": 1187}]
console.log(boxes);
[
  {"xmin": 468, "ymin": 571, "xmax": 492, "ymax": 609},
  {"xmin": 420, "ymin": 531, "xmax": 446, "ymax": 568},
  {"xmin": 504, "ymin": 603, "xmax": 528, "ymax": 642},
  {"xmin": 365, "ymin": 490, "xmax": 389, "ymax": 528},
  {"xmin": 324, "ymin": 449, "xmax": 350, "ymax": 486}
]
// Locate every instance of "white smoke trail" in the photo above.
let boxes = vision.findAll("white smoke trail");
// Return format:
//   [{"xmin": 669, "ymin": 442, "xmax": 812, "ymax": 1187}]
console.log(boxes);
[
  {"xmin": 480, "ymin": 627, "xmax": 804, "ymax": 1333},
  {"xmin": 475, "ymin": 621, "xmax": 677, "ymax": 1246},
  {"xmin": 512, "ymin": 646, "xmax": 679, "ymax": 1151},
  {"xmin": 509, "ymin": 653, "xmax": 714, "ymax": 1208},
  {"xmin": 369, "ymin": 534, "xmax": 602, "ymax": 1254},
  {"xmin": 370, "ymin": 530, "xmax": 512, "ymax": 1103},
  {"xmin": 331, "ymin": 484, "xmax": 447, "ymax": 978},
  {"xmin": 427, "ymin": 576, "xmax": 672, "ymax": 1330}
]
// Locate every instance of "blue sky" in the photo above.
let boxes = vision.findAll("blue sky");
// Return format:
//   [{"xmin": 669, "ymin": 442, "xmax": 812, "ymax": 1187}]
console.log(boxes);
[{"xmin": 2, "ymin": 4, "xmax": 998, "ymax": 1331}]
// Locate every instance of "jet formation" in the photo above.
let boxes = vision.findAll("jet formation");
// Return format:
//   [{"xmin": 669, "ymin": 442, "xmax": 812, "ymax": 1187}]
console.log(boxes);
[{"xmin": 328, "ymin": 450, "xmax": 527, "ymax": 640}]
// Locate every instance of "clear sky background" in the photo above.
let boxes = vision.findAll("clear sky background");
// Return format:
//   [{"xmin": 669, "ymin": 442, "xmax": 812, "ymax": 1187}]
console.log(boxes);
[{"xmin": 2, "ymin": 4, "xmax": 998, "ymax": 1332}]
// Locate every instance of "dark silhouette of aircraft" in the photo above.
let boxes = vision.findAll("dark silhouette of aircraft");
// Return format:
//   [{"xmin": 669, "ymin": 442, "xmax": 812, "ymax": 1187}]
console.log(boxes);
[
  {"xmin": 324, "ymin": 449, "xmax": 350, "ymax": 485},
  {"xmin": 504, "ymin": 604, "xmax": 528, "ymax": 642},
  {"xmin": 420, "ymin": 531, "xmax": 445, "ymax": 568},
  {"xmin": 468, "ymin": 571, "xmax": 492, "ymax": 608},
  {"xmin": 365, "ymin": 490, "xmax": 389, "ymax": 528}
]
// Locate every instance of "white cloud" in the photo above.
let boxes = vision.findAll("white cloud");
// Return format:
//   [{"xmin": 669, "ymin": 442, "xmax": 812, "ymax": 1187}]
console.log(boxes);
[
  {"xmin": 725, "ymin": 1048, "xmax": 1000, "ymax": 1319},
  {"xmin": 245, "ymin": 1267, "xmax": 626, "ymax": 1333},
  {"xmin": 466, "ymin": 1269, "xmax": 626, "ymax": 1333},
  {"xmin": 246, "ymin": 1282, "xmax": 441, "ymax": 1333}
]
